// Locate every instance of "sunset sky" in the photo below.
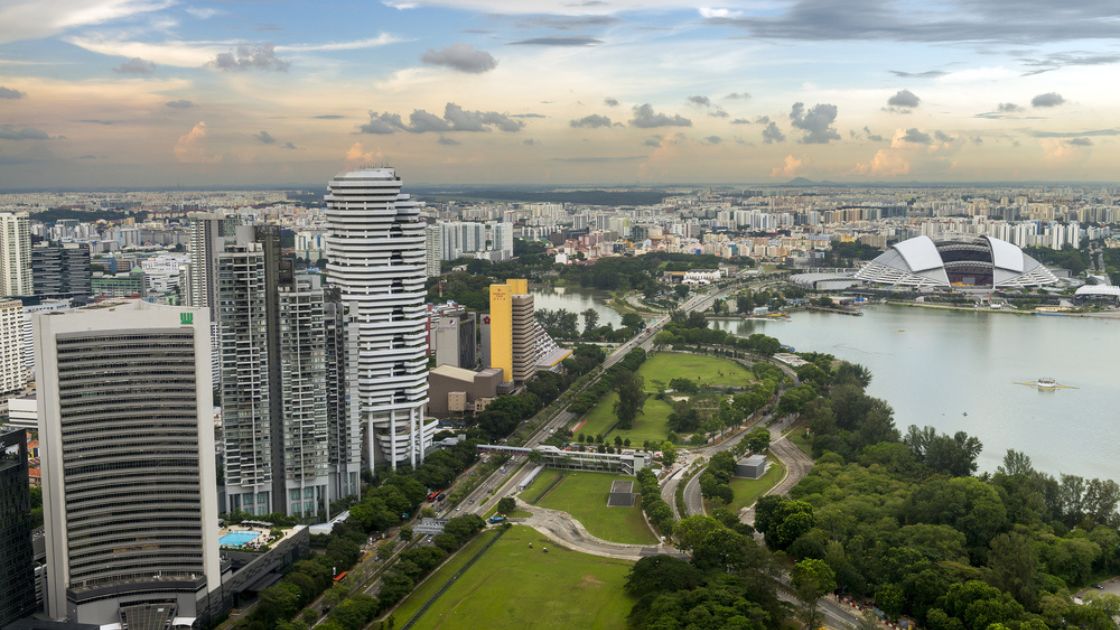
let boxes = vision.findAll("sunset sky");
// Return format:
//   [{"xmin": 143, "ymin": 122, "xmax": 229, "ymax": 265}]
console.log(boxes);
[{"xmin": 1, "ymin": 0, "xmax": 1119, "ymax": 188}]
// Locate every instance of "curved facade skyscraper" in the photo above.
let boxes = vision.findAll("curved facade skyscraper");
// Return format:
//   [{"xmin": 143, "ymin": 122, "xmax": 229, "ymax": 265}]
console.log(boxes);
[{"xmin": 325, "ymin": 169, "xmax": 433, "ymax": 469}]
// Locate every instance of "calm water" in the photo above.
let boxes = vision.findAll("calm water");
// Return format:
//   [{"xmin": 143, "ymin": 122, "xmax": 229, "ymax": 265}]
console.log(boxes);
[
  {"xmin": 531, "ymin": 286, "xmax": 623, "ymax": 327},
  {"xmin": 714, "ymin": 306, "xmax": 1120, "ymax": 481}
]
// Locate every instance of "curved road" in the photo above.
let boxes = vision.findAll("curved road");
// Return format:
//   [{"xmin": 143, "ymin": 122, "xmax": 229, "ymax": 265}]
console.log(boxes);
[{"xmin": 513, "ymin": 499, "xmax": 682, "ymax": 561}]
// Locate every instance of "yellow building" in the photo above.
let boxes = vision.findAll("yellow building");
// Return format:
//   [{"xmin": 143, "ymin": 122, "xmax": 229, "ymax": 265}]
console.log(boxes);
[
  {"xmin": 488, "ymin": 282, "xmax": 514, "ymax": 383},
  {"xmin": 488, "ymin": 278, "xmax": 570, "ymax": 384}
]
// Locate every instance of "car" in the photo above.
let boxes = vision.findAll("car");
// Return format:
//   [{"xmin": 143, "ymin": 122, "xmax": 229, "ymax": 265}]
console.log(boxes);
[{"xmin": 1094, "ymin": 584, "xmax": 1104, "ymax": 590}]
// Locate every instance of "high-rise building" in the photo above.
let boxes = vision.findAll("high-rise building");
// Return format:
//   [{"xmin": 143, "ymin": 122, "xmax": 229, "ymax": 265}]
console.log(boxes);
[
  {"xmin": 31, "ymin": 242, "xmax": 91, "ymax": 298},
  {"xmin": 0, "ymin": 300, "xmax": 24, "ymax": 396},
  {"xmin": 487, "ymin": 279, "xmax": 568, "ymax": 384},
  {"xmin": 217, "ymin": 238, "xmax": 273, "ymax": 515},
  {"xmin": 324, "ymin": 287, "xmax": 362, "ymax": 502},
  {"xmin": 0, "ymin": 428, "xmax": 37, "ymax": 626},
  {"xmin": 35, "ymin": 301, "xmax": 221, "ymax": 626},
  {"xmin": 425, "ymin": 224, "xmax": 442, "ymax": 277},
  {"xmin": 0, "ymin": 212, "xmax": 32, "ymax": 298},
  {"xmin": 186, "ymin": 213, "xmax": 226, "ymax": 316},
  {"xmin": 325, "ymin": 169, "xmax": 434, "ymax": 470},
  {"xmin": 432, "ymin": 305, "xmax": 477, "ymax": 369}
]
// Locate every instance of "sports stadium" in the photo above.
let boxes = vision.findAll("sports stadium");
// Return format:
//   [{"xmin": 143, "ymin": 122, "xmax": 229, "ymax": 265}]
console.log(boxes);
[{"xmin": 854, "ymin": 235, "xmax": 1059, "ymax": 289}]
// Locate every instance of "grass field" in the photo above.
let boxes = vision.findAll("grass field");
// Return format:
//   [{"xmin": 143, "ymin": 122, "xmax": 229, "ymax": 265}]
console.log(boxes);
[
  {"xmin": 523, "ymin": 471, "xmax": 657, "ymax": 544},
  {"xmin": 400, "ymin": 526, "xmax": 635, "ymax": 630},
  {"xmin": 715, "ymin": 456, "xmax": 786, "ymax": 513},
  {"xmin": 392, "ymin": 528, "xmax": 500, "ymax": 624},
  {"xmin": 518, "ymin": 468, "xmax": 563, "ymax": 504},
  {"xmin": 572, "ymin": 352, "xmax": 753, "ymax": 444},
  {"xmin": 787, "ymin": 427, "xmax": 813, "ymax": 458}
]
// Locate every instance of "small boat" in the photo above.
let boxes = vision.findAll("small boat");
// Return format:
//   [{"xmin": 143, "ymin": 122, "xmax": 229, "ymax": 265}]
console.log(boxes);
[
  {"xmin": 962, "ymin": 412, "xmax": 968, "ymax": 417},
  {"xmin": 1036, "ymin": 377, "xmax": 1058, "ymax": 390}
]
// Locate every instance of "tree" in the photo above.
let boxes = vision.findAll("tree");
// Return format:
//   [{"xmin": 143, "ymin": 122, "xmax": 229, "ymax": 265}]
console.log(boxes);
[
  {"xmin": 614, "ymin": 369, "xmax": 647, "ymax": 430},
  {"xmin": 621, "ymin": 312, "xmax": 645, "ymax": 330},
  {"xmin": 660, "ymin": 441, "xmax": 677, "ymax": 466},
  {"xmin": 399, "ymin": 526, "xmax": 413, "ymax": 541},
  {"xmin": 745, "ymin": 427, "xmax": 770, "ymax": 453},
  {"xmin": 792, "ymin": 558, "xmax": 837, "ymax": 630},
  {"xmin": 581, "ymin": 308, "xmax": 599, "ymax": 337},
  {"xmin": 497, "ymin": 497, "xmax": 516, "ymax": 515},
  {"xmin": 988, "ymin": 531, "xmax": 1038, "ymax": 609},
  {"xmin": 625, "ymin": 555, "xmax": 703, "ymax": 597}
]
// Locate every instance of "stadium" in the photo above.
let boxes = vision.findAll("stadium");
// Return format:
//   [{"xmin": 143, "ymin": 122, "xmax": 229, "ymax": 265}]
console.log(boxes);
[{"xmin": 854, "ymin": 235, "xmax": 1059, "ymax": 289}]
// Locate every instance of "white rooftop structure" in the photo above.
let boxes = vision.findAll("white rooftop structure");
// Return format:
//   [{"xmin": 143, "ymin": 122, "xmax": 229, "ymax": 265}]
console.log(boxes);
[{"xmin": 855, "ymin": 235, "xmax": 1058, "ymax": 289}]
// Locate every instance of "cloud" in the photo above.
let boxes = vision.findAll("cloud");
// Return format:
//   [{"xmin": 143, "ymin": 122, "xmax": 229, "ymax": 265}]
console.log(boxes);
[
  {"xmin": 313, "ymin": 114, "xmax": 343, "ymax": 119},
  {"xmin": 0, "ymin": 86, "xmax": 24, "ymax": 99},
  {"xmin": 604, "ymin": 97, "xmax": 619, "ymax": 107},
  {"xmin": 166, "ymin": 99, "xmax": 194, "ymax": 109},
  {"xmin": 78, "ymin": 119, "xmax": 119, "ymax": 125},
  {"xmin": 173, "ymin": 122, "xmax": 216, "ymax": 162},
  {"xmin": 185, "ymin": 7, "xmax": 220, "ymax": 19},
  {"xmin": 1031, "ymin": 92, "xmax": 1065, "ymax": 108},
  {"xmin": 699, "ymin": 7, "xmax": 743, "ymax": 19},
  {"xmin": 277, "ymin": 34, "xmax": 401, "ymax": 52},
  {"xmin": 550, "ymin": 156, "xmax": 644, "ymax": 163},
  {"xmin": 1067, "ymin": 137, "xmax": 1092, "ymax": 146},
  {"xmin": 437, "ymin": 136, "xmax": 461, "ymax": 146},
  {"xmin": 113, "ymin": 57, "xmax": 155, "ymax": 74},
  {"xmin": 281, "ymin": 142, "xmax": 297, "ymax": 150},
  {"xmin": 383, "ymin": 1, "xmax": 418, "ymax": 8},
  {"xmin": 934, "ymin": 130, "xmax": 953, "ymax": 143},
  {"xmin": 513, "ymin": 14, "xmax": 617, "ymax": 30},
  {"xmin": 862, "ymin": 126, "xmax": 885, "ymax": 142},
  {"xmin": 1020, "ymin": 52, "xmax": 1120, "ymax": 75},
  {"xmin": 889, "ymin": 69, "xmax": 946, "ymax": 78},
  {"xmin": 1040, "ymin": 137, "xmax": 1090, "ymax": 163},
  {"xmin": 709, "ymin": 108, "xmax": 729, "ymax": 118},
  {"xmin": 254, "ymin": 130, "xmax": 276, "ymax": 144},
  {"xmin": 213, "ymin": 44, "xmax": 288, "ymax": 71},
  {"xmin": 770, "ymin": 154, "xmax": 804, "ymax": 178},
  {"xmin": 724, "ymin": 92, "xmax": 750, "ymax": 99},
  {"xmin": 855, "ymin": 149, "xmax": 911, "ymax": 177},
  {"xmin": 1027, "ymin": 128, "xmax": 1120, "ymax": 138},
  {"xmin": 643, "ymin": 135, "xmax": 662, "ymax": 147},
  {"xmin": 687, "ymin": 95, "xmax": 711, "ymax": 107},
  {"xmin": 731, "ymin": 118, "xmax": 750, "ymax": 125},
  {"xmin": 762, "ymin": 121, "xmax": 785, "ymax": 143},
  {"xmin": 789, "ymin": 102, "xmax": 840, "ymax": 144},
  {"xmin": 509, "ymin": 37, "xmax": 602, "ymax": 46},
  {"xmin": 704, "ymin": 135, "xmax": 722, "ymax": 144},
  {"xmin": 570, "ymin": 114, "xmax": 614, "ymax": 128},
  {"xmin": 0, "ymin": 0, "xmax": 175, "ymax": 45},
  {"xmin": 629, "ymin": 104, "xmax": 691, "ymax": 128},
  {"xmin": 886, "ymin": 89, "xmax": 920, "ymax": 111},
  {"xmin": 421, "ymin": 43, "xmax": 497, "ymax": 73},
  {"xmin": 0, "ymin": 125, "xmax": 50, "ymax": 140},
  {"xmin": 898, "ymin": 128, "xmax": 932, "ymax": 144},
  {"xmin": 360, "ymin": 103, "xmax": 524, "ymax": 134},
  {"xmin": 510, "ymin": 113, "xmax": 544, "ymax": 118},
  {"xmin": 522, "ymin": 138, "xmax": 537, "ymax": 146},
  {"xmin": 345, "ymin": 141, "xmax": 381, "ymax": 166},
  {"xmin": 998, "ymin": 102, "xmax": 1024, "ymax": 113}
]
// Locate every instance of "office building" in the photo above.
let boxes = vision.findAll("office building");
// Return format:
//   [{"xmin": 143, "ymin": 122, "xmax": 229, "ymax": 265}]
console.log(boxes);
[
  {"xmin": 425, "ymin": 224, "xmax": 442, "ymax": 277},
  {"xmin": 31, "ymin": 242, "xmax": 91, "ymax": 298},
  {"xmin": 1, "ymin": 428, "xmax": 37, "ymax": 626},
  {"xmin": 431, "ymin": 304, "xmax": 477, "ymax": 369},
  {"xmin": 1, "ymin": 300, "xmax": 24, "ymax": 396},
  {"xmin": 488, "ymin": 279, "xmax": 570, "ymax": 384},
  {"xmin": 35, "ymin": 301, "xmax": 221, "ymax": 627},
  {"xmin": 1, "ymin": 212, "xmax": 32, "ymax": 298},
  {"xmin": 217, "ymin": 237, "xmax": 273, "ymax": 515},
  {"xmin": 90, "ymin": 269, "xmax": 146, "ymax": 297},
  {"xmin": 325, "ymin": 169, "xmax": 433, "ymax": 470}
]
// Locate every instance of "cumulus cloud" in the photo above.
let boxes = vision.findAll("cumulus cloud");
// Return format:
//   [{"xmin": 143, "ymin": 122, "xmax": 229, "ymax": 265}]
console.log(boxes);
[
  {"xmin": 687, "ymin": 95, "xmax": 711, "ymax": 107},
  {"xmin": 731, "ymin": 118, "xmax": 750, "ymax": 125},
  {"xmin": 421, "ymin": 43, "xmax": 497, "ymax": 73},
  {"xmin": 1040, "ymin": 137, "xmax": 1091, "ymax": 163},
  {"xmin": 643, "ymin": 135, "xmax": 662, "ymax": 147},
  {"xmin": 213, "ymin": 44, "xmax": 288, "ymax": 71},
  {"xmin": 360, "ymin": 103, "xmax": 524, "ymax": 134},
  {"xmin": 114, "ymin": 57, "xmax": 155, "ymax": 74},
  {"xmin": 437, "ymin": 136, "xmax": 461, "ymax": 146},
  {"xmin": 281, "ymin": 142, "xmax": 297, "ymax": 149},
  {"xmin": 704, "ymin": 135, "xmax": 722, "ymax": 144},
  {"xmin": 863, "ymin": 126, "xmax": 885, "ymax": 142},
  {"xmin": 934, "ymin": 130, "xmax": 953, "ymax": 143},
  {"xmin": 570, "ymin": 114, "xmax": 614, "ymax": 128},
  {"xmin": 770, "ymin": 154, "xmax": 804, "ymax": 178},
  {"xmin": 604, "ymin": 97, "xmax": 619, "ymax": 107},
  {"xmin": 629, "ymin": 104, "xmax": 691, "ymax": 128},
  {"xmin": 1031, "ymin": 92, "xmax": 1065, "ymax": 107},
  {"xmin": 725, "ymin": 92, "xmax": 750, "ymax": 99},
  {"xmin": 345, "ymin": 141, "xmax": 381, "ymax": 166},
  {"xmin": 254, "ymin": 130, "xmax": 276, "ymax": 144},
  {"xmin": 0, "ymin": 86, "xmax": 24, "ymax": 99},
  {"xmin": 173, "ymin": 122, "xmax": 216, "ymax": 162},
  {"xmin": 886, "ymin": 89, "xmax": 920, "ymax": 112},
  {"xmin": 762, "ymin": 121, "xmax": 785, "ymax": 143},
  {"xmin": 789, "ymin": 102, "xmax": 840, "ymax": 144},
  {"xmin": 998, "ymin": 102, "xmax": 1024, "ymax": 113},
  {"xmin": 0, "ymin": 125, "xmax": 49, "ymax": 140},
  {"xmin": 166, "ymin": 99, "xmax": 194, "ymax": 109},
  {"xmin": 709, "ymin": 109, "xmax": 729, "ymax": 118},
  {"xmin": 1067, "ymin": 137, "xmax": 1092, "ymax": 146},
  {"xmin": 855, "ymin": 149, "xmax": 911, "ymax": 177},
  {"xmin": 898, "ymin": 128, "xmax": 932, "ymax": 144}
]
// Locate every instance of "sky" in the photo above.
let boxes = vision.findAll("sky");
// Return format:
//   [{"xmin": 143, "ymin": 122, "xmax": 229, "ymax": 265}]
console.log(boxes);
[{"xmin": 1, "ymin": 0, "xmax": 1119, "ymax": 189}]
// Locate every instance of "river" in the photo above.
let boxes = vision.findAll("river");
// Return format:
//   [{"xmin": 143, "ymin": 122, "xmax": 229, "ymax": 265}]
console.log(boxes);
[
  {"xmin": 531, "ymin": 286, "xmax": 623, "ymax": 327},
  {"xmin": 713, "ymin": 306, "xmax": 1120, "ymax": 481}
]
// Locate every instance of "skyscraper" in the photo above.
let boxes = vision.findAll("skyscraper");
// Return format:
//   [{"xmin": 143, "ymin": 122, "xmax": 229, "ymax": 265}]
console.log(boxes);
[
  {"xmin": 0, "ymin": 212, "xmax": 32, "ymax": 298},
  {"xmin": 425, "ymin": 224, "xmax": 442, "ymax": 277},
  {"xmin": 35, "ymin": 301, "xmax": 221, "ymax": 626},
  {"xmin": 186, "ymin": 213, "xmax": 226, "ymax": 317},
  {"xmin": 0, "ymin": 300, "xmax": 24, "ymax": 396},
  {"xmin": 324, "ymin": 287, "xmax": 362, "ymax": 501},
  {"xmin": 0, "ymin": 428, "xmax": 37, "ymax": 627},
  {"xmin": 325, "ymin": 169, "xmax": 433, "ymax": 470},
  {"xmin": 31, "ymin": 241, "xmax": 91, "ymax": 298}
]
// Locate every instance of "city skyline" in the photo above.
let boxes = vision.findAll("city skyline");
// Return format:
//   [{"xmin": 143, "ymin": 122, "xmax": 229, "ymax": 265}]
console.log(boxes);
[{"xmin": 0, "ymin": 1, "xmax": 1119, "ymax": 188}]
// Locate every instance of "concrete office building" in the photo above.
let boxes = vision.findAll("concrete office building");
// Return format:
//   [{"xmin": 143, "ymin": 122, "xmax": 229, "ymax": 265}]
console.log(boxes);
[
  {"xmin": 427, "ymin": 365, "xmax": 502, "ymax": 417},
  {"xmin": 35, "ymin": 302, "xmax": 221, "ymax": 627},
  {"xmin": 1, "ymin": 300, "xmax": 24, "ymax": 396},
  {"xmin": 217, "ymin": 238, "xmax": 273, "ymax": 516},
  {"xmin": 487, "ymin": 279, "xmax": 568, "ymax": 384},
  {"xmin": 431, "ymin": 304, "xmax": 477, "ymax": 370},
  {"xmin": 1, "ymin": 428, "xmax": 37, "ymax": 626},
  {"xmin": 31, "ymin": 242, "xmax": 91, "ymax": 298},
  {"xmin": 0, "ymin": 212, "xmax": 32, "ymax": 298},
  {"xmin": 325, "ymin": 169, "xmax": 434, "ymax": 470}
]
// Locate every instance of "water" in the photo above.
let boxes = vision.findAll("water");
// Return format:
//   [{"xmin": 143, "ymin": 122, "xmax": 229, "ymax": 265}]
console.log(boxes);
[
  {"xmin": 219, "ymin": 531, "xmax": 260, "ymax": 548},
  {"xmin": 531, "ymin": 286, "xmax": 623, "ymax": 327},
  {"xmin": 713, "ymin": 306, "xmax": 1120, "ymax": 481}
]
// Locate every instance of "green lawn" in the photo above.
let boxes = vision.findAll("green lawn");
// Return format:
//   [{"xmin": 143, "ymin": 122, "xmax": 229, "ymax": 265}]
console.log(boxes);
[
  {"xmin": 716, "ymin": 456, "xmax": 786, "ymax": 513},
  {"xmin": 393, "ymin": 528, "xmax": 500, "ymax": 624},
  {"xmin": 400, "ymin": 526, "xmax": 635, "ymax": 630},
  {"xmin": 787, "ymin": 427, "xmax": 813, "ymax": 458},
  {"xmin": 571, "ymin": 353, "xmax": 754, "ymax": 444},
  {"xmin": 528, "ymin": 472, "xmax": 658, "ymax": 545},
  {"xmin": 518, "ymin": 468, "xmax": 563, "ymax": 504}
]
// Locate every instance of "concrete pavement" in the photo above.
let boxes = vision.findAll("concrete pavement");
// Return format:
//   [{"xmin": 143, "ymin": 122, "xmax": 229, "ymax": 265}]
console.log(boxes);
[{"xmin": 513, "ymin": 499, "xmax": 682, "ymax": 561}]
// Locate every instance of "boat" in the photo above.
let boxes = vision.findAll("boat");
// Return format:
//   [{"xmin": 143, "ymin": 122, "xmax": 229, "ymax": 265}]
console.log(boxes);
[{"xmin": 1036, "ymin": 377, "xmax": 1058, "ymax": 390}]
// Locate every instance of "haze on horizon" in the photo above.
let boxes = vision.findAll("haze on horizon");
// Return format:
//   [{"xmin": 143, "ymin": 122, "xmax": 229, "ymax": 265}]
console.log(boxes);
[{"xmin": 1, "ymin": 0, "xmax": 1119, "ymax": 189}]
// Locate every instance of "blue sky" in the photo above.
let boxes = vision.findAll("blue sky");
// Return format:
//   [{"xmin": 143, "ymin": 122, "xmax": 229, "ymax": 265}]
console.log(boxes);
[{"xmin": 1, "ymin": 1, "xmax": 1119, "ymax": 188}]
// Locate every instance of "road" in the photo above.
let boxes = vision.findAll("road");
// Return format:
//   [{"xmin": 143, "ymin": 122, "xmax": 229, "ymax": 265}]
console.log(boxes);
[
  {"xmin": 738, "ymin": 424, "xmax": 814, "ymax": 527},
  {"xmin": 514, "ymin": 498, "xmax": 683, "ymax": 561}
]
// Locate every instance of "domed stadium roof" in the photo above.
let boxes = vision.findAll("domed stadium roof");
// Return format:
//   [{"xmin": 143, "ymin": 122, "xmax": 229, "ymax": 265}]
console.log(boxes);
[{"xmin": 854, "ymin": 235, "xmax": 1059, "ymax": 289}]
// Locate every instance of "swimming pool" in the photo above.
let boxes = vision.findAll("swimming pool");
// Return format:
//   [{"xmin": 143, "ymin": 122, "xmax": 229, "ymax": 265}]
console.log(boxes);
[{"xmin": 219, "ymin": 531, "xmax": 259, "ymax": 548}]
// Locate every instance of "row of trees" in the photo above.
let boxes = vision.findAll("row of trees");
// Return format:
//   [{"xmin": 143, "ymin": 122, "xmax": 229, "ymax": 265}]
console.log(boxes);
[
  {"xmin": 636, "ymin": 468, "xmax": 674, "ymax": 534},
  {"xmin": 757, "ymin": 352, "xmax": 1120, "ymax": 628},
  {"xmin": 536, "ymin": 307, "xmax": 647, "ymax": 342},
  {"xmin": 654, "ymin": 310, "xmax": 783, "ymax": 356},
  {"xmin": 568, "ymin": 347, "xmax": 647, "ymax": 416}
]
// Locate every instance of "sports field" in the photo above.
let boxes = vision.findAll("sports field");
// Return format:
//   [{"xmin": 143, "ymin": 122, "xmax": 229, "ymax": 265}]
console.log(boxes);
[
  {"xmin": 521, "ymin": 471, "xmax": 657, "ymax": 544},
  {"xmin": 399, "ymin": 526, "xmax": 634, "ymax": 630}
]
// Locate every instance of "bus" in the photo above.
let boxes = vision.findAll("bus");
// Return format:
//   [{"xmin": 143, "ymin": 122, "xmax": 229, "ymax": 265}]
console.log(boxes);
[{"xmin": 333, "ymin": 571, "xmax": 348, "ymax": 583}]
